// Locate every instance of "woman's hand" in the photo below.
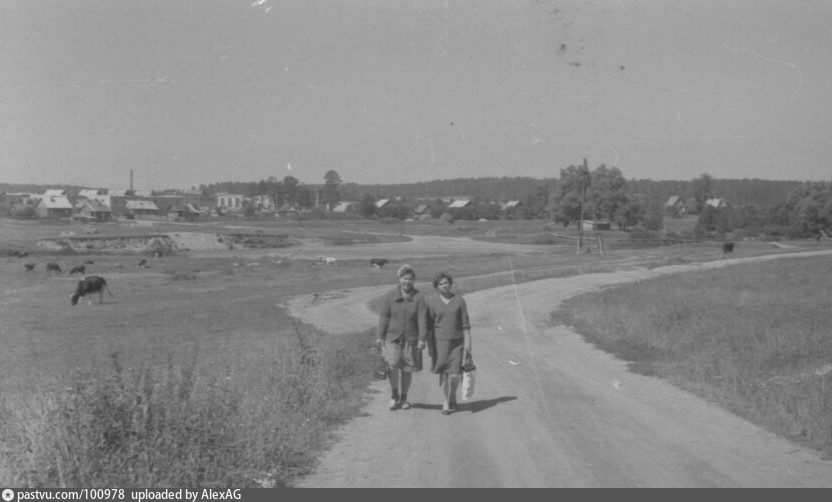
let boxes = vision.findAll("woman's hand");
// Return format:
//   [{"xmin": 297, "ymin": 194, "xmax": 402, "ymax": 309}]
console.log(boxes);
[{"xmin": 417, "ymin": 340, "xmax": 426, "ymax": 350}]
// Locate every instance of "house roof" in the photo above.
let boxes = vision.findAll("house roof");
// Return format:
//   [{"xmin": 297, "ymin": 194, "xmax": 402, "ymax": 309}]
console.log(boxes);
[
  {"xmin": 448, "ymin": 200, "xmax": 472, "ymax": 208},
  {"xmin": 331, "ymin": 202, "xmax": 355, "ymax": 212},
  {"xmin": 124, "ymin": 200, "xmax": 159, "ymax": 211},
  {"xmin": 107, "ymin": 189, "xmax": 128, "ymax": 196},
  {"xmin": 43, "ymin": 189, "xmax": 66, "ymax": 196},
  {"xmin": 705, "ymin": 198, "xmax": 726, "ymax": 207},
  {"xmin": 37, "ymin": 196, "xmax": 73, "ymax": 209},
  {"xmin": 501, "ymin": 200, "xmax": 522, "ymax": 209},
  {"xmin": 375, "ymin": 199, "xmax": 391, "ymax": 208},
  {"xmin": 414, "ymin": 204, "xmax": 429, "ymax": 213},
  {"xmin": 82, "ymin": 200, "xmax": 112, "ymax": 212},
  {"xmin": 78, "ymin": 189, "xmax": 102, "ymax": 198},
  {"xmin": 666, "ymin": 195, "xmax": 683, "ymax": 206}
]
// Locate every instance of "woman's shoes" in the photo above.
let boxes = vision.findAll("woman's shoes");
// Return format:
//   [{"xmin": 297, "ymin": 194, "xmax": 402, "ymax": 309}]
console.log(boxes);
[
  {"xmin": 400, "ymin": 401, "xmax": 411, "ymax": 410},
  {"xmin": 442, "ymin": 408, "xmax": 452, "ymax": 415},
  {"xmin": 389, "ymin": 399, "xmax": 400, "ymax": 410}
]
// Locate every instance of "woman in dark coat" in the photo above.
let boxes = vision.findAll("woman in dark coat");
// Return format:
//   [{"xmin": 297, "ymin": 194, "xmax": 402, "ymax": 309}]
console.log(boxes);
[
  {"xmin": 426, "ymin": 272, "xmax": 471, "ymax": 415},
  {"xmin": 376, "ymin": 264, "xmax": 427, "ymax": 411}
]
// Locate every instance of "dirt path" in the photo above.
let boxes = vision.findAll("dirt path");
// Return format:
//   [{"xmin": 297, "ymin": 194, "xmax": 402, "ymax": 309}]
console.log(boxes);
[{"xmin": 289, "ymin": 249, "xmax": 832, "ymax": 487}]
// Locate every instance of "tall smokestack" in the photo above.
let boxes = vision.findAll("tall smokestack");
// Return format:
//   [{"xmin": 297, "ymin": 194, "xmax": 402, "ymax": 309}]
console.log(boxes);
[{"xmin": 130, "ymin": 170, "xmax": 133, "ymax": 191}]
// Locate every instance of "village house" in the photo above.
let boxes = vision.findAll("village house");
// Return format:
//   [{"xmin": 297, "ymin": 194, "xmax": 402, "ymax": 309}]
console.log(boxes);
[
  {"xmin": 75, "ymin": 199, "xmax": 113, "ymax": 222},
  {"xmin": 331, "ymin": 201, "xmax": 358, "ymax": 215},
  {"xmin": 124, "ymin": 199, "xmax": 160, "ymax": 218},
  {"xmin": 413, "ymin": 204, "xmax": 432, "ymax": 220},
  {"xmin": 216, "ymin": 193, "xmax": 245, "ymax": 211},
  {"xmin": 705, "ymin": 198, "xmax": 729, "ymax": 209},
  {"xmin": 36, "ymin": 194, "xmax": 74, "ymax": 219},
  {"xmin": 665, "ymin": 195, "xmax": 687, "ymax": 215}
]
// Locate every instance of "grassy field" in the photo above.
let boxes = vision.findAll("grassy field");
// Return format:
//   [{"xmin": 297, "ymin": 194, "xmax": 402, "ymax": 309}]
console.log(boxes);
[
  {"xmin": 2, "ymin": 216, "xmax": 829, "ymax": 486},
  {"xmin": 554, "ymin": 255, "xmax": 832, "ymax": 457}
]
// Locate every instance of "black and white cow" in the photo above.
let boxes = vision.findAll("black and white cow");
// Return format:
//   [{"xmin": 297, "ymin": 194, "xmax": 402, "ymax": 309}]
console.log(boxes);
[
  {"xmin": 370, "ymin": 258, "xmax": 389, "ymax": 268},
  {"xmin": 46, "ymin": 262, "xmax": 62, "ymax": 274},
  {"xmin": 69, "ymin": 265, "xmax": 86, "ymax": 275},
  {"xmin": 15, "ymin": 250, "xmax": 29, "ymax": 258},
  {"xmin": 24, "ymin": 263, "xmax": 36, "ymax": 272},
  {"xmin": 84, "ymin": 260, "xmax": 94, "ymax": 265},
  {"xmin": 71, "ymin": 276, "xmax": 114, "ymax": 306},
  {"xmin": 138, "ymin": 258, "xmax": 149, "ymax": 268},
  {"xmin": 722, "ymin": 241, "xmax": 735, "ymax": 255}
]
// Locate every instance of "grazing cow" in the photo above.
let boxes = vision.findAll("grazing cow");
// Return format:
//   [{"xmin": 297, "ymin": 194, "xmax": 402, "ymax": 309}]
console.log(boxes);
[
  {"xmin": 722, "ymin": 241, "xmax": 735, "ymax": 256},
  {"xmin": 84, "ymin": 260, "xmax": 94, "ymax": 265},
  {"xmin": 138, "ymin": 258, "xmax": 148, "ymax": 268},
  {"xmin": 24, "ymin": 263, "xmax": 36, "ymax": 272},
  {"xmin": 70, "ymin": 276, "xmax": 114, "ymax": 306},
  {"xmin": 370, "ymin": 258, "xmax": 389, "ymax": 269},
  {"xmin": 320, "ymin": 256, "xmax": 337, "ymax": 266},
  {"xmin": 46, "ymin": 262, "xmax": 62, "ymax": 274},
  {"xmin": 153, "ymin": 251, "xmax": 161, "ymax": 259},
  {"xmin": 69, "ymin": 265, "xmax": 86, "ymax": 275},
  {"xmin": 15, "ymin": 250, "xmax": 29, "ymax": 258}
]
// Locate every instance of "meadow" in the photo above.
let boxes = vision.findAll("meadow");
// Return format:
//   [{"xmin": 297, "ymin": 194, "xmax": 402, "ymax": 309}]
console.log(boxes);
[
  {"xmin": 1, "ymin": 215, "xmax": 827, "ymax": 486},
  {"xmin": 555, "ymin": 255, "xmax": 832, "ymax": 457}
]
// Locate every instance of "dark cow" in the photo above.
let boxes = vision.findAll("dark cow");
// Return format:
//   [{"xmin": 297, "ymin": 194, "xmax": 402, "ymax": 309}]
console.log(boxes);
[
  {"xmin": 370, "ymin": 258, "xmax": 389, "ymax": 268},
  {"xmin": 722, "ymin": 241, "xmax": 735, "ymax": 255},
  {"xmin": 138, "ymin": 258, "xmax": 148, "ymax": 268},
  {"xmin": 69, "ymin": 265, "xmax": 86, "ymax": 275},
  {"xmin": 24, "ymin": 263, "xmax": 36, "ymax": 272},
  {"xmin": 84, "ymin": 260, "xmax": 94, "ymax": 265},
  {"xmin": 15, "ymin": 250, "xmax": 29, "ymax": 258},
  {"xmin": 46, "ymin": 262, "xmax": 62, "ymax": 274},
  {"xmin": 71, "ymin": 276, "xmax": 114, "ymax": 306}
]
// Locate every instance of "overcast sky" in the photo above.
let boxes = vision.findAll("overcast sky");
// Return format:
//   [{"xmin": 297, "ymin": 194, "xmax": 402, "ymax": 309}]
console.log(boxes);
[{"xmin": 2, "ymin": 0, "xmax": 831, "ymax": 190}]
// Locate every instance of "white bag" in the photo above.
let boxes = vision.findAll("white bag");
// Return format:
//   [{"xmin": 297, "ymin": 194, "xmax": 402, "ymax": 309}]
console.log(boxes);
[{"xmin": 460, "ymin": 352, "xmax": 476, "ymax": 401}]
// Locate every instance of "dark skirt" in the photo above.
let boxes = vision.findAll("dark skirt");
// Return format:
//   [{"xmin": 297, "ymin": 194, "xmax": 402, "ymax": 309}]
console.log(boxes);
[{"xmin": 431, "ymin": 338, "xmax": 464, "ymax": 375}]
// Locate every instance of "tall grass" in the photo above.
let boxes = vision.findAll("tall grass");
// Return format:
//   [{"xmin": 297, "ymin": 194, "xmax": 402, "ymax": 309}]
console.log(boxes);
[
  {"xmin": 555, "ymin": 256, "xmax": 832, "ymax": 456},
  {"xmin": 0, "ymin": 326, "xmax": 376, "ymax": 487}
]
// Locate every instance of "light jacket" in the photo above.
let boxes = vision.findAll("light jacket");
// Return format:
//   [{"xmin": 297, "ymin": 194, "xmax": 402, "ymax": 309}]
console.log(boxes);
[{"xmin": 377, "ymin": 287, "xmax": 428, "ymax": 345}]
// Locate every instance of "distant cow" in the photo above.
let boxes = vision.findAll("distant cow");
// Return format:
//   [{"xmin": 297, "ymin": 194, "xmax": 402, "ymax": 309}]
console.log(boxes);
[
  {"xmin": 46, "ymin": 262, "xmax": 62, "ymax": 274},
  {"xmin": 722, "ymin": 241, "xmax": 735, "ymax": 255},
  {"xmin": 71, "ymin": 276, "xmax": 114, "ymax": 306},
  {"xmin": 24, "ymin": 263, "xmax": 36, "ymax": 272},
  {"xmin": 370, "ymin": 258, "xmax": 389, "ymax": 268},
  {"xmin": 153, "ymin": 251, "xmax": 162, "ymax": 259},
  {"xmin": 138, "ymin": 258, "xmax": 148, "ymax": 268},
  {"xmin": 84, "ymin": 260, "xmax": 94, "ymax": 265},
  {"xmin": 69, "ymin": 265, "xmax": 86, "ymax": 275},
  {"xmin": 15, "ymin": 250, "xmax": 29, "ymax": 258},
  {"xmin": 319, "ymin": 256, "xmax": 336, "ymax": 266}
]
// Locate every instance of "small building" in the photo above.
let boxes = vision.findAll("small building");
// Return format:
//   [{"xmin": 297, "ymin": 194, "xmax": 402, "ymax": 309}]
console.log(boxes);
[
  {"xmin": 581, "ymin": 220, "xmax": 612, "ymax": 231},
  {"xmin": 43, "ymin": 189, "xmax": 66, "ymax": 197},
  {"xmin": 216, "ymin": 193, "xmax": 245, "ymax": 210},
  {"xmin": 375, "ymin": 199, "xmax": 392, "ymax": 209},
  {"xmin": 331, "ymin": 201, "xmax": 358, "ymax": 215},
  {"xmin": 124, "ymin": 199, "xmax": 160, "ymax": 216},
  {"xmin": 75, "ymin": 199, "xmax": 113, "ymax": 222},
  {"xmin": 36, "ymin": 195, "xmax": 74, "ymax": 218},
  {"xmin": 705, "ymin": 198, "xmax": 728, "ymax": 209},
  {"xmin": 447, "ymin": 199, "xmax": 472, "ymax": 209},
  {"xmin": 665, "ymin": 195, "xmax": 687, "ymax": 214},
  {"xmin": 413, "ymin": 204, "xmax": 432, "ymax": 220}
]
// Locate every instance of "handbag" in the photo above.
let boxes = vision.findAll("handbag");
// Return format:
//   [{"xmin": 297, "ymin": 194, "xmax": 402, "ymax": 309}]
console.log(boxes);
[
  {"xmin": 372, "ymin": 346, "xmax": 388, "ymax": 380},
  {"xmin": 460, "ymin": 351, "xmax": 476, "ymax": 401}
]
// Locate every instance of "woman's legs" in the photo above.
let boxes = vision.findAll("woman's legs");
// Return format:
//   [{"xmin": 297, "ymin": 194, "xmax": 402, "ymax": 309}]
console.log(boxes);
[
  {"xmin": 399, "ymin": 370, "xmax": 412, "ymax": 406},
  {"xmin": 448, "ymin": 373, "xmax": 460, "ymax": 408},
  {"xmin": 387, "ymin": 368, "xmax": 400, "ymax": 409}
]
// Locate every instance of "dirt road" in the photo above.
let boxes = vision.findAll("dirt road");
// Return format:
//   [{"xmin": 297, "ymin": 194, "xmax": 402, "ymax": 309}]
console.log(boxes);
[{"xmin": 289, "ymin": 249, "xmax": 832, "ymax": 487}]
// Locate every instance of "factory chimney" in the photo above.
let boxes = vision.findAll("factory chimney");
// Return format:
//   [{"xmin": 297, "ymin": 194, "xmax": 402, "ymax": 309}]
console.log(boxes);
[{"xmin": 130, "ymin": 170, "xmax": 134, "ymax": 192}]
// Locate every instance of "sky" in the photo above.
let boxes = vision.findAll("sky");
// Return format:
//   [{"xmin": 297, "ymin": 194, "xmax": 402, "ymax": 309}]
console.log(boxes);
[{"xmin": 2, "ymin": 0, "xmax": 831, "ymax": 191}]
